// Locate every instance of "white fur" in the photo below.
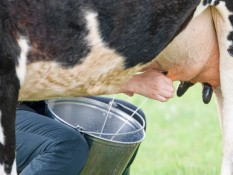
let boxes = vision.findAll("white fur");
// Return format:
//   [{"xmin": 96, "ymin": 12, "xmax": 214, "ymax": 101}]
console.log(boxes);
[
  {"xmin": 16, "ymin": 36, "xmax": 30, "ymax": 86},
  {"xmin": 10, "ymin": 159, "xmax": 17, "ymax": 175},
  {"xmin": 0, "ymin": 159, "xmax": 17, "ymax": 175},
  {"xmin": 0, "ymin": 164, "xmax": 5, "ymax": 175},
  {"xmin": 0, "ymin": 111, "xmax": 4, "ymax": 146},
  {"xmin": 85, "ymin": 11, "xmax": 106, "ymax": 47},
  {"xmin": 0, "ymin": 111, "xmax": 17, "ymax": 175},
  {"xmin": 193, "ymin": 1, "xmax": 209, "ymax": 18},
  {"xmin": 193, "ymin": 0, "xmax": 219, "ymax": 19}
]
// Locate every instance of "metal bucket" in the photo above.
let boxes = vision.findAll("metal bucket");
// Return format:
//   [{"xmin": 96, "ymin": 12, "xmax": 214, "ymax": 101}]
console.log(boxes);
[{"xmin": 46, "ymin": 97, "xmax": 146, "ymax": 175}]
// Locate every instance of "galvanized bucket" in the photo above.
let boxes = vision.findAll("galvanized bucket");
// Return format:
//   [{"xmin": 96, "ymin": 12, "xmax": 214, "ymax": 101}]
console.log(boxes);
[{"xmin": 46, "ymin": 97, "xmax": 146, "ymax": 175}]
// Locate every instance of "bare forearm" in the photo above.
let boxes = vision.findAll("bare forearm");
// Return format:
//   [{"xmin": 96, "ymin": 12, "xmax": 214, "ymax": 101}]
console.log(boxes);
[{"xmin": 121, "ymin": 69, "xmax": 174, "ymax": 102}]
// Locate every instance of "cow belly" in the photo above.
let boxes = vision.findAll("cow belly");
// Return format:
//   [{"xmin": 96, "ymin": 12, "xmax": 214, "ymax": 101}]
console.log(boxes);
[
  {"xmin": 19, "ymin": 56, "xmax": 142, "ymax": 101},
  {"xmin": 18, "ymin": 48, "xmax": 142, "ymax": 101},
  {"xmin": 151, "ymin": 7, "xmax": 220, "ymax": 88}
]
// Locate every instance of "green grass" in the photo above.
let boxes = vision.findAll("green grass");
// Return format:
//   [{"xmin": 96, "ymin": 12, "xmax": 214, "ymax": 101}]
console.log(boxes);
[{"xmin": 108, "ymin": 83, "xmax": 222, "ymax": 175}]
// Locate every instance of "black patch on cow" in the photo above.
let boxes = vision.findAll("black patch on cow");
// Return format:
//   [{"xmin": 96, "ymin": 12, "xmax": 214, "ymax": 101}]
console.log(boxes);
[
  {"xmin": 227, "ymin": 16, "xmax": 233, "ymax": 56},
  {"xmin": 0, "ymin": 1, "xmax": 20, "ymax": 70},
  {"xmin": 0, "ymin": 1, "xmax": 20, "ymax": 173},
  {"xmin": 203, "ymin": 0, "xmax": 212, "ymax": 6},
  {"xmin": 224, "ymin": 0, "xmax": 233, "ymax": 10},
  {"xmin": 7, "ymin": 0, "xmax": 202, "ymax": 68},
  {"xmin": 93, "ymin": 0, "xmax": 200, "ymax": 68},
  {"xmin": 8, "ymin": 0, "xmax": 90, "ymax": 68},
  {"xmin": 228, "ymin": 31, "xmax": 233, "ymax": 41},
  {"xmin": 228, "ymin": 39, "xmax": 233, "ymax": 56},
  {"xmin": 0, "ymin": 71, "xmax": 19, "ymax": 174},
  {"xmin": 224, "ymin": 1, "xmax": 233, "ymax": 56},
  {"xmin": 203, "ymin": 0, "xmax": 221, "ymax": 6},
  {"xmin": 214, "ymin": 0, "xmax": 220, "ymax": 5},
  {"xmin": 203, "ymin": 0, "xmax": 220, "ymax": 6}
]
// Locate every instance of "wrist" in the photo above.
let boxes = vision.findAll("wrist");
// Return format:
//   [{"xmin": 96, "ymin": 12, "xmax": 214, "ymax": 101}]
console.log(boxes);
[{"xmin": 121, "ymin": 74, "xmax": 141, "ymax": 93}]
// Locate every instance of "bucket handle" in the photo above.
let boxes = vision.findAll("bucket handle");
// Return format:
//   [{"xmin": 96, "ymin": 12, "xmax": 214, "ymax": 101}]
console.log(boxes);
[{"xmin": 111, "ymin": 102, "xmax": 146, "ymax": 129}]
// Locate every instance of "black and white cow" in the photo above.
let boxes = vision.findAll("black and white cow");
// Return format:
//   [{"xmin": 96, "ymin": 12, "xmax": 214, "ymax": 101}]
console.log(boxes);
[{"xmin": 0, "ymin": 0, "xmax": 233, "ymax": 174}]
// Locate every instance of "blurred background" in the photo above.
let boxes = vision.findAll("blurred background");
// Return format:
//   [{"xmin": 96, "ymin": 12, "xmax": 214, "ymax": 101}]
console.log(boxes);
[{"xmin": 108, "ymin": 83, "xmax": 222, "ymax": 175}]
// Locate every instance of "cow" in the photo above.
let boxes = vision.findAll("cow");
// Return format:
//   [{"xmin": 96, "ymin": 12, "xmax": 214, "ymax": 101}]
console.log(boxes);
[{"xmin": 0, "ymin": 0, "xmax": 233, "ymax": 174}]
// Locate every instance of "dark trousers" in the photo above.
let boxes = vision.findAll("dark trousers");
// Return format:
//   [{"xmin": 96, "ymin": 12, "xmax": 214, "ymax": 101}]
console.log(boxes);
[{"xmin": 16, "ymin": 96, "xmax": 146, "ymax": 175}]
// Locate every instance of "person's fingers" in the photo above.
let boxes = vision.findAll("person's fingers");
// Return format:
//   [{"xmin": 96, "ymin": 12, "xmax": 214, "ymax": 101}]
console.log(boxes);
[
  {"xmin": 163, "ymin": 76, "xmax": 173, "ymax": 84},
  {"xmin": 138, "ymin": 81, "xmax": 174, "ymax": 100},
  {"xmin": 154, "ymin": 94, "xmax": 169, "ymax": 102},
  {"xmin": 154, "ymin": 88, "xmax": 174, "ymax": 98},
  {"xmin": 122, "ymin": 69, "xmax": 175, "ymax": 101},
  {"xmin": 156, "ymin": 81, "xmax": 174, "ymax": 96},
  {"xmin": 162, "ymin": 85, "xmax": 175, "ymax": 95},
  {"xmin": 154, "ymin": 76, "xmax": 174, "ymax": 90}
]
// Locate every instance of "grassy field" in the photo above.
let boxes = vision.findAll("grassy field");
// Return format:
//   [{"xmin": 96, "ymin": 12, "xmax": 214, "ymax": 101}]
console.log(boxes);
[{"xmin": 110, "ymin": 83, "xmax": 222, "ymax": 175}]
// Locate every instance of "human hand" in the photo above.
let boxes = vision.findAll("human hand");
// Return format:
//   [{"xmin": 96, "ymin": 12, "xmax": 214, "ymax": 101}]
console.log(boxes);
[{"xmin": 122, "ymin": 69, "xmax": 174, "ymax": 102}]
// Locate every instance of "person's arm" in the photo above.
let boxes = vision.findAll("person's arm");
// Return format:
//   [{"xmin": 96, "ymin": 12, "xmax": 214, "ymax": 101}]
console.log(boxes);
[{"xmin": 121, "ymin": 69, "xmax": 174, "ymax": 102}]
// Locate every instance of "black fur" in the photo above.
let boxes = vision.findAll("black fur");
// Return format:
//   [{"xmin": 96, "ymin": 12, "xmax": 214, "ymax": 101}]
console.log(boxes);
[
  {"xmin": 203, "ymin": 0, "xmax": 213, "ymax": 5},
  {"xmin": 9, "ymin": 0, "xmax": 90, "ymax": 67},
  {"xmin": 94, "ymin": 1, "xmax": 200, "ymax": 67},
  {"xmin": 0, "ymin": 73, "xmax": 19, "ymax": 174},
  {"xmin": 203, "ymin": 1, "xmax": 233, "ymax": 56},
  {"xmin": 0, "ymin": 1, "xmax": 20, "ymax": 173},
  {"xmin": 7, "ymin": 0, "xmax": 200, "ymax": 68},
  {"xmin": 225, "ymin": 0, "xmax": 233, "ymax": 56}
]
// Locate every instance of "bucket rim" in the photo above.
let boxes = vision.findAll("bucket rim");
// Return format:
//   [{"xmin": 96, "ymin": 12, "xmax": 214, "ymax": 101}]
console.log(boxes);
[{"xmin": 46, "ymin": 97, "xmax": 146, "ymax": 135}]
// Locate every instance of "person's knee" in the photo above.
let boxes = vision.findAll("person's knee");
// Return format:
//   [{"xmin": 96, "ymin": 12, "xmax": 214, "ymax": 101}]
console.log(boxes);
[
  {"xmin": 66, "ymin": 137, "xmax": 89, "ymax": 174},
  {"xmin": 71, "ymin": 136, "xmax": 89, "ymax": 166},
  {"xmin": 51, "ymin": 131, "xmax": 89, "ymax": 174}
]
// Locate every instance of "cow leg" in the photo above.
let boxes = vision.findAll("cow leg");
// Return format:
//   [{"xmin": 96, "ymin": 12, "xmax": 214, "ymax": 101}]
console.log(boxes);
[
  {"xmin": 0, "ymin": 37, "xmax": 27, "ymax": 174},
  {"xmin": 211, "ymin": 2, "xmax": 233, "ymax": 175},
  {"xmin": 0, "ymin": 33, "xmax": 28, "ymax": 175},
  {"xmin": 0, "ymin": 40, "xmax": 25, "ymax": 174},
  {"xmin": 0, "ymin": 71, "xmax": 20, "ymax": 175}
]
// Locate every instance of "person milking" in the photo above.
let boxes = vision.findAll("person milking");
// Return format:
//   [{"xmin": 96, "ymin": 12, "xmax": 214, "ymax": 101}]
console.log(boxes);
[{"xmin": 16, "ymin": 69, "xmax": 174, "ymax": 175}]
